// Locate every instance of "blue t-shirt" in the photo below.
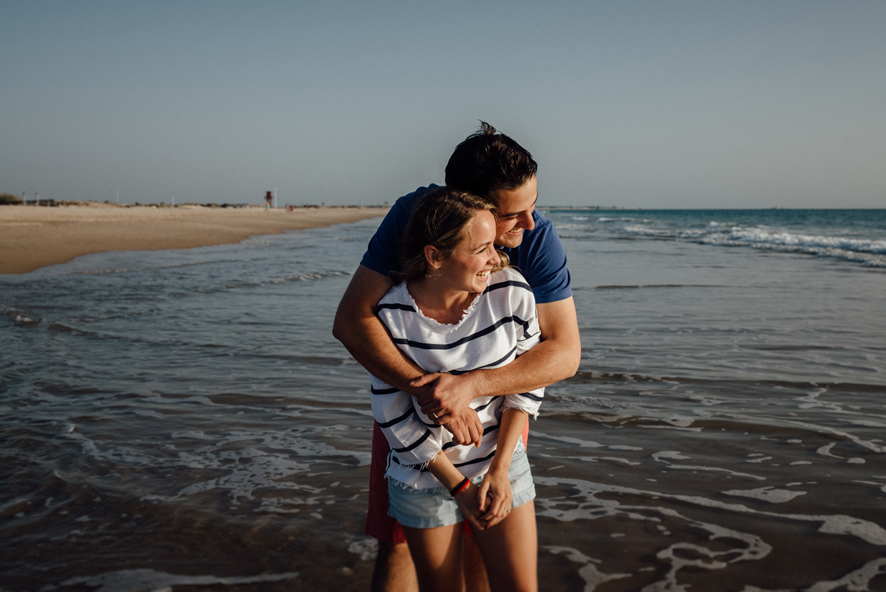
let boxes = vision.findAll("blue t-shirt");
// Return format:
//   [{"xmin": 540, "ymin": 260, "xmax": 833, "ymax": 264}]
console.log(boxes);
[{"xmin": 360, "ymin": 185, "xmax": 572, "ymax": 304}]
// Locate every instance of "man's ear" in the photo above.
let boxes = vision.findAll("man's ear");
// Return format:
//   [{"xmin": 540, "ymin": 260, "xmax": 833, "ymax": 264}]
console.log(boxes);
[{"xmin": 424, "ymin": 245, "xmax": 444, "ymax": 270}]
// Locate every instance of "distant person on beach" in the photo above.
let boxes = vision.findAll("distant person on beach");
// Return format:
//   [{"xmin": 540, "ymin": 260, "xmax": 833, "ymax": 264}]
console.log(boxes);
[
  {"xmin": 369, "ymin": 187, "xmax": 544, "ymax": 591},
  {"xmin": 264, "ymin": 191, "xmax": 273, "ymax": 209},
  {"xmin": 333, "ymin": 123, "xmax": 580, "ymax": 591}
]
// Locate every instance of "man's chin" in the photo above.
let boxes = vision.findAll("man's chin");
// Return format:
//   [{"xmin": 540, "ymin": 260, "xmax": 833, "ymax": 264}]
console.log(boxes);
[{"xmin": 496, "ymin": 232, "xmax": 524, "ymax": 249}]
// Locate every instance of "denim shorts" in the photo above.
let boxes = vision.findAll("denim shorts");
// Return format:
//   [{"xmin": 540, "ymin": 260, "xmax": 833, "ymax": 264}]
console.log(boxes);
[{"xmin": 387, "ymin": 444, "xmax": 535, "ymax": 529}]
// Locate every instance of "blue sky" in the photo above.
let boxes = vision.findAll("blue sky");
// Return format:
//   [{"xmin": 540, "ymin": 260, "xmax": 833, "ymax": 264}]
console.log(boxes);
[{"xmin": 2, "ymin": 1, "xmax": 884, "ymax": 208}]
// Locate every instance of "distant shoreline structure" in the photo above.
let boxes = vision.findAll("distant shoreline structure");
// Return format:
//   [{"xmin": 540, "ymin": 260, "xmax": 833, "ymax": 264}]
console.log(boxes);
[
  {"xmin": 0, "ymin": 199, "xmax": 389, "ymax": 209},
  {"xmin": 539, "ymin": 205, "xmax": 633, "ymax": 211}
]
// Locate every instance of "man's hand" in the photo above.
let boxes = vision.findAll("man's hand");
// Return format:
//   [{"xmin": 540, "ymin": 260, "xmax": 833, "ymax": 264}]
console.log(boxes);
[
  {"xmin": 439, "ymin": 409, "xmax": 483, "ymax": 447},
  {"xmin": 413, "ymin": 372, "xmax": 483, "ymax": 420},
  {"xmin": 414, "ymin": 372, "xmax": 482, "ymax": 446}
]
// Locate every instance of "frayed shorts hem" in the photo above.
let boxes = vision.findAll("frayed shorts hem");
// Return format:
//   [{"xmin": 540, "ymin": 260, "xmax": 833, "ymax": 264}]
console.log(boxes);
[{"xmin": 387, "ymin": 445, "xmax": 534, "ymax": 530}]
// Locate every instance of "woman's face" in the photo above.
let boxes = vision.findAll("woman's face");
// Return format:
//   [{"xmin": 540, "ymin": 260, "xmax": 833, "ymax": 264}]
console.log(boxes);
[{"xmin": 436, "ymin": 209, "xmax": 501, "ymax": 294}]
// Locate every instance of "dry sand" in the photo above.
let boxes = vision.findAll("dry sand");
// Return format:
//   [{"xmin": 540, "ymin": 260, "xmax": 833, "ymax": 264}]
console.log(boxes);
[{"xmin": 0, "ymin": 203, "xmax": 387, "ymax": 274}]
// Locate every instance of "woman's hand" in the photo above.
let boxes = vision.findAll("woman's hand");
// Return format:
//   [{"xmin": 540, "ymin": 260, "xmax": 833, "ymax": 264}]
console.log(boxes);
[
  {"xmin": 453, "ymin": 482, "xmax": 495, "ymax": 532},
  {"xmin": 476, "ymin": 466, "xmax": 513, "ymax": 529},
  {"xmin": 439, "ymin": 410, "xmax": 483, "ymax": 447}
]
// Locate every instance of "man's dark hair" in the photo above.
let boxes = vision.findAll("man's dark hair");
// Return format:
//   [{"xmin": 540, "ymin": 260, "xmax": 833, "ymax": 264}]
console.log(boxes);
[{"xmin": 444, "ymin": 122, "xmax": 538, "ymax": 197}]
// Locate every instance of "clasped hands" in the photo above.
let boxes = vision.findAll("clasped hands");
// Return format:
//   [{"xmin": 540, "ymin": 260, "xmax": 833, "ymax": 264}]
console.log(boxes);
[
  {"xmin": 411, "ymin": 371, "xmax": 483, "ymax": 447},
  {"xmin": 453, "ymin": 475, "xmax": 513, "ymax": 531}
]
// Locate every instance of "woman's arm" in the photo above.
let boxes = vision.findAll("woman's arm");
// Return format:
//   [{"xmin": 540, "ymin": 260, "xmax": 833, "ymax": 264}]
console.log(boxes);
[{"xmin": 476, "ymin": 408, "xmax": 528, "ymax": 525}]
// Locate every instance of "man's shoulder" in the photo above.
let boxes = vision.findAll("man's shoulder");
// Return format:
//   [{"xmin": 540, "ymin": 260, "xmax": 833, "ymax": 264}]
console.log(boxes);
[
  {"xmin": 361, "ymin": 184, "xmax": 439, "ymax": 280},
  {"xmin": 528, "ymin": 208, "xmax": 557, "ymax": 236},
  {"xmin": 508, "ymin": 209, "xmax": 572, "ymax": 304},
  {"xmin": 393, "ymin": 184, "xmax": 438, "ymax": 209}
]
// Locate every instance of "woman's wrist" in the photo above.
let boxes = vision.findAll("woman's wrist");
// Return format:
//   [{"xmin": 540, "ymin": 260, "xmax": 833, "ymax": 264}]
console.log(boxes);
[
  {"xmin": 449, "ymin": 477, "xmax": 471, "ymax": 497},
  {"xmin": 426, "ymin": 451, "xmax": 469, "ymax": 491},
  {"xmin": 487, "ymin": 458, "xmax": 511, "ymax": 477}
]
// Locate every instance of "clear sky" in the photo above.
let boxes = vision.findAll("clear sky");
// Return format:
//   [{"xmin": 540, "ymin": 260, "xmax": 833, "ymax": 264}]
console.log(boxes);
[{"xmin": 2, "ymin": 1, "xmax": 884, "ymax": 208}]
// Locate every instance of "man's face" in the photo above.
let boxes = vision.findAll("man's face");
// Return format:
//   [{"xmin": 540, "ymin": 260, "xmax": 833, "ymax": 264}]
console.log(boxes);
[{"xmin": 488, "ymin": 175, "xmax": 538, "ymax": 249}]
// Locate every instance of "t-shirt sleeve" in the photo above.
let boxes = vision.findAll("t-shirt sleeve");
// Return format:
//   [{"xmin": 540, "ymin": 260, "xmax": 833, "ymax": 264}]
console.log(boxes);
[
  {"xmin": 516, "ymin": 214, "xmax": 573, "ymax": 304},
  {"xmin": 359, "ymin": 187, "xmax": 430, "ymax": 280},
  {"xmin": 370, "ymin": 380, "xmax": 442, "ymax": 466}
]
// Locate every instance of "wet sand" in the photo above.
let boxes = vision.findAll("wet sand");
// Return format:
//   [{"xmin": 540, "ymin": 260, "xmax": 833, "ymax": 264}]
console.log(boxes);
[{"xmin": 0, "ymin": 203, "xmax": 387, "ymax": 274}]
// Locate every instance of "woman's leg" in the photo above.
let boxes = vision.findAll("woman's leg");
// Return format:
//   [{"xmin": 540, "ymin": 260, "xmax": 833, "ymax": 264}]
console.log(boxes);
[
  {"xmin": 401, "ymin": 523, "xmax": 465, "ymax": 592},
  {"xmin": 472, "ymin": 501, "xmax": 538, "ymax": 592},
  {"xmin": 463, "ymin": 526, "xmax": 491, "ymax": 592}
]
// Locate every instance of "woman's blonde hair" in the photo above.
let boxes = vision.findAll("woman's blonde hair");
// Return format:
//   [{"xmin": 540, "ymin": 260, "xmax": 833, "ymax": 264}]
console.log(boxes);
[{"xmin": 398, "ymin": 186, "xmax": 510, "ymax": 283}]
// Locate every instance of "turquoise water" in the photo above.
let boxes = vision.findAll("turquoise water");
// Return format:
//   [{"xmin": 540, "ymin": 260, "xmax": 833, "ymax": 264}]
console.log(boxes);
[{"xmin": 2, "ymin": 210, "xmax": 885, "ymax": 591}]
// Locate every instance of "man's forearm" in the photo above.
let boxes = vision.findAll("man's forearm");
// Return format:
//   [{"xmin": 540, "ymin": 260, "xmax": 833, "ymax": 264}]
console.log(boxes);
[
  {"xmin": 469, "ymin": 334, "xmax": 580, "ymax": 399},
  {"xmin": 468, "ymin": 296, "xmax": 581, "ymax": 399},
  {"xmin": 414, "ymin": 297, "xmax": 581, "ymax": 419}
]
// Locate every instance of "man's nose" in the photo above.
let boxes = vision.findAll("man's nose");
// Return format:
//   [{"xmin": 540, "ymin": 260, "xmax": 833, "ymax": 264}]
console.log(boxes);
[{"xmin": 519, "ymin": 211, "xmax": 535, "ymax": 231}]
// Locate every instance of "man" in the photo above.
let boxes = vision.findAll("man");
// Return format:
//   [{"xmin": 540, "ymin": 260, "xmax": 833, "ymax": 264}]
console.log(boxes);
[{"xmin": 333, "ymin": 123, "xmax": 580, "ymax": 591}]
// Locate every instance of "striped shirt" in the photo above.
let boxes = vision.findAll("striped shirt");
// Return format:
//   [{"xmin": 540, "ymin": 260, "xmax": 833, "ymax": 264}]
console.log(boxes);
[{"xmin": 370, "ymin": 267, "xmax": 544, "ymax": 490}]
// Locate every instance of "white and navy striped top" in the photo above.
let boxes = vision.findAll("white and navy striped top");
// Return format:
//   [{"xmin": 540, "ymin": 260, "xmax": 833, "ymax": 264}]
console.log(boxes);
[{"xmin": 370, "ymin": 267, "xmax": 544, "ymax": 490}]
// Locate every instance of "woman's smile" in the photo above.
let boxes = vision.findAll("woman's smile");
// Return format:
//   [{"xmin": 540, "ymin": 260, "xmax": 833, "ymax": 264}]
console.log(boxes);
[{"xmin": 437, "ymin": 209, "xmax": 501, "ymax": 295}]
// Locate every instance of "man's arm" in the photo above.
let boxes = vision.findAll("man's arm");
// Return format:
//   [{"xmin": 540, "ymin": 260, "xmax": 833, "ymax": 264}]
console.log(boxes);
[
  {"xmin": 332, "ymin": 265, "xmax": 484, "ymax": 444},
  {"xmin": 332, "ymin": 265, "xmax": 424, "ymax": 393},
  {"xmin": 414, "ymin": 297, "xmax": 581, "ymax": 418}
]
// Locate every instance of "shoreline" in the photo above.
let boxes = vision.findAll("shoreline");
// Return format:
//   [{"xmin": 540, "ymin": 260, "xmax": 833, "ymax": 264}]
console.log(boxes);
[{"xmin": 0, "ymin": 203, "xmax": 388, "ymax": 274}]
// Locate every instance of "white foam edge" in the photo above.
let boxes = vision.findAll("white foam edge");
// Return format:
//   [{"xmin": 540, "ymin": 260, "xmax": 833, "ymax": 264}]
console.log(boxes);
[
  {"xmin": 43, "ymin": 568, "xmax": 299, "ymax": 592},
  {"xmin": 534, "ymin": 476, "xmax": 886, "ymax": 546}
]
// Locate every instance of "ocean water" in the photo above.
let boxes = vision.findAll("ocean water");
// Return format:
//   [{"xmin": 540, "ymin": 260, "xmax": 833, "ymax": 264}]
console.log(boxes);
[{"xmin": 2, "ymin": 209, "xmax": 885, "ymax": 591}]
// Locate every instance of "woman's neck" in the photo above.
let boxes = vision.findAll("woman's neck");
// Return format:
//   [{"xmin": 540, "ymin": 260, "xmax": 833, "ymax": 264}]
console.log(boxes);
[{"xmin": 407, "ymin": 277, "xmax": 478, "ymax": 325}]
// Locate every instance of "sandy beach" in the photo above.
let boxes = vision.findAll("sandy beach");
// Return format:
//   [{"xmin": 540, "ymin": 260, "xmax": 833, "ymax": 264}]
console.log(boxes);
[{"xmin": 0, "ymin": 203, "xmax": 387, "ymax": 274}]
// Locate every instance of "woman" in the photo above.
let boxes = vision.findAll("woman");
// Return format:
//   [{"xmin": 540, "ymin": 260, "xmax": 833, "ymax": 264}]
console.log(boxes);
[{"xmin": 369, "ymin": 186, "xmax": 542, "ymax": 592}]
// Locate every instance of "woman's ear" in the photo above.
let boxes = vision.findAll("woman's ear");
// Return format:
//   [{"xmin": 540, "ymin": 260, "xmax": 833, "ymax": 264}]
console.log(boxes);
[{"xmin": 424, "ymin": 245, "xmax": 444, "ymax": 270}]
